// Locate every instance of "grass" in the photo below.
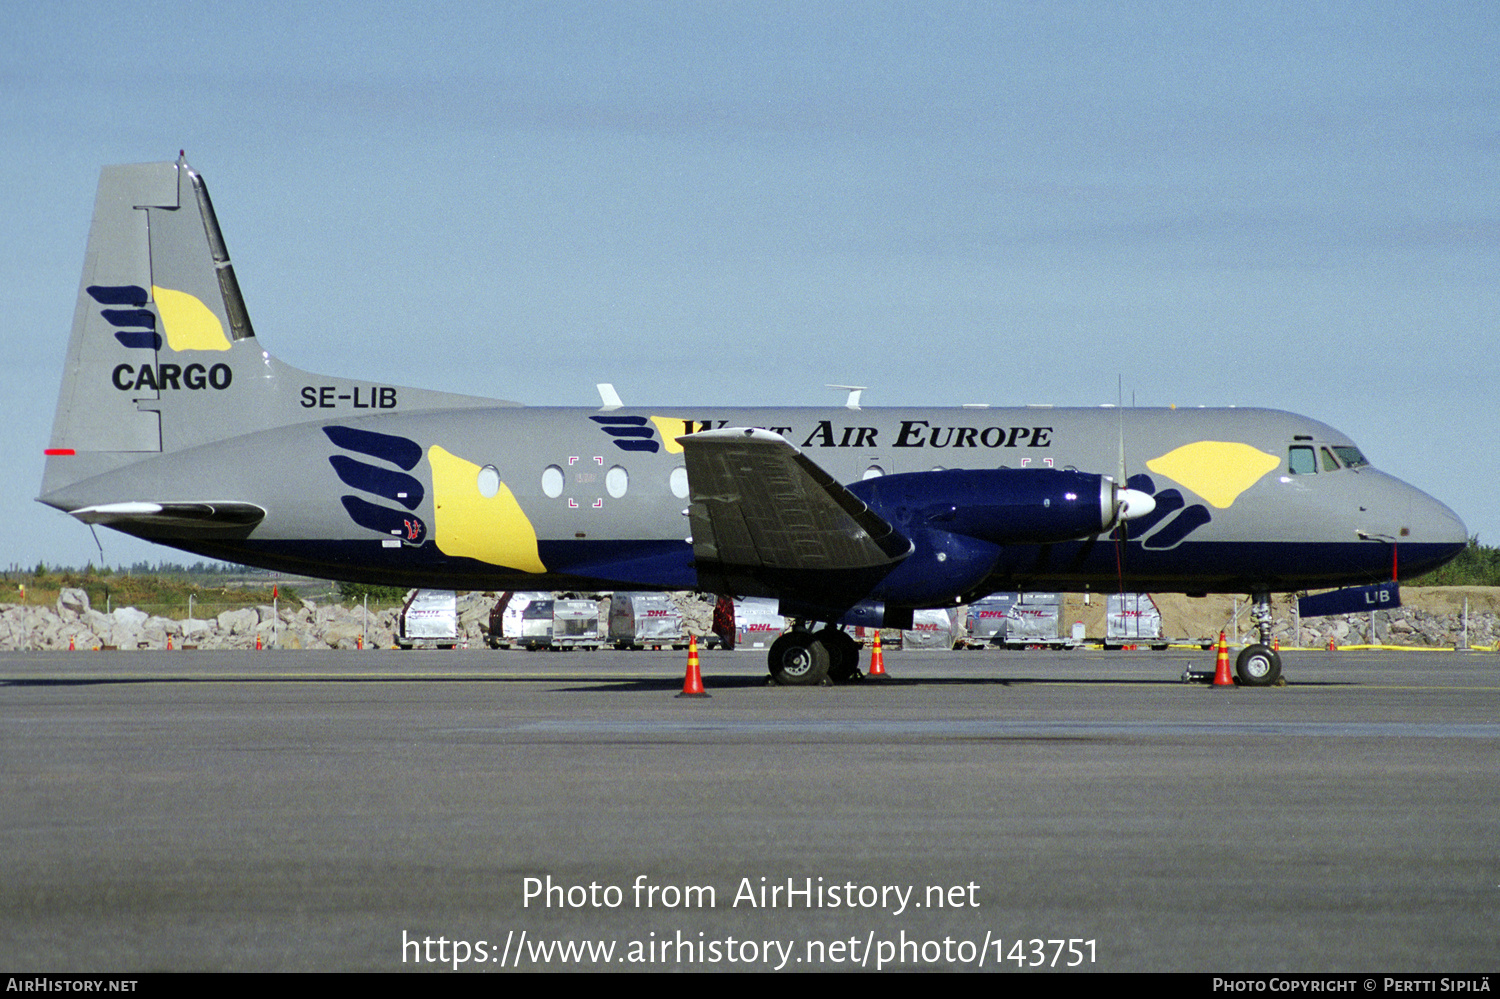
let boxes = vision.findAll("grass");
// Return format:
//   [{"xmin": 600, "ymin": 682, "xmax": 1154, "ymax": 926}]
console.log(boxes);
[{"xmin": 1, "ymin": 567, "xmax": 406, "ymax": 617}]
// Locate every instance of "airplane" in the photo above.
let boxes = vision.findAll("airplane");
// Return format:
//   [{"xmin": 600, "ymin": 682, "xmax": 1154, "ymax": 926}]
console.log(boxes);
[{"xmin": 38, "ymin": 157, "xmax": 1469, "ymax": 686}]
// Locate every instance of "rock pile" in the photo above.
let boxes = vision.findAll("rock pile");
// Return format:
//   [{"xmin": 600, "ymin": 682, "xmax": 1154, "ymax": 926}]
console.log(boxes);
[
  {"xmin": 1, "ymin": 588, "xmax": 404, "ymax": 651},
  {"xmin": 1283, "ymin": 606, "xmax": 1498, "ymax": 649}
]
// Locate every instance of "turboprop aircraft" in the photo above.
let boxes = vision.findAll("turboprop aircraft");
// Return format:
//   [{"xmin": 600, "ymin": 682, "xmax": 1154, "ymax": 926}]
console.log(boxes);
[{"xmin": 38, "ymin": 158, "xmax": 1468, "ymax": 686}]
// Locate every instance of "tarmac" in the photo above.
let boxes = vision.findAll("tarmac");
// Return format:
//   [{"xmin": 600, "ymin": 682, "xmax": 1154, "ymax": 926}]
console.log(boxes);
[{"xmin": 1, "ymin": 646, "xmax": 1496, "ymax": 972}]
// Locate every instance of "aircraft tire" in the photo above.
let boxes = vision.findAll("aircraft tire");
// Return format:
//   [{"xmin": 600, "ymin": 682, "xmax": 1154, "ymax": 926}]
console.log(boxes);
[
  {"xmin": 819, "ymin": 628, "xmax": 862, "ymax": 682},
  {"xmin": 767, "ymin": 633, "xmax": 830, "ymax": 686},
  {"xmin": 1235, "ymin": 644, "xmax": 1282, "ymax": 686}
]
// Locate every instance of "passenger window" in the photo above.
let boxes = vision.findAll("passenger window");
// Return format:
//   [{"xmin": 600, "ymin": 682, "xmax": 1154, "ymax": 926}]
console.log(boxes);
[
  {"xmin": 1321, "ymin": 448, "xmax": 1340, "ymax": 471},
  {"xmin": 1288, "ymin": 447, "xmax": 1316, "ymax": 475}
]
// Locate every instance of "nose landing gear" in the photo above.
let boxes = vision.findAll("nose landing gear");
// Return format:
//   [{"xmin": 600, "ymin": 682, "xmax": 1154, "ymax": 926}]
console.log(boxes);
[{"xmin": 1235, "ymin": 591, "xmax": 1283, "ymax": 686}]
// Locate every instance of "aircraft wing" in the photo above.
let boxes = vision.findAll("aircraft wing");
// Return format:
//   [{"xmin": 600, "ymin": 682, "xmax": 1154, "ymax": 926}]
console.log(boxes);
[{"xmin": 678, "ymin": 428, "xmax": 912, "ymax": 599}]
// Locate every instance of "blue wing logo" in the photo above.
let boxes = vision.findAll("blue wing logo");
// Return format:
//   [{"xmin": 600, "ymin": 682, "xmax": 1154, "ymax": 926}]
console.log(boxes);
[
  {"xmin": 89, "ymin": 285, "xmax": 161, "ymax": 350},
  {"xmin": 324, "ymin": 425, "xmax": 427, "ymax": 546},
  {"xmin": 1114, "ymin": 473, "xmax": 1212, "ymax": 549},
  {"xmin": 591, "ymin": 415, "xmax": 660, "ymax": 452}
]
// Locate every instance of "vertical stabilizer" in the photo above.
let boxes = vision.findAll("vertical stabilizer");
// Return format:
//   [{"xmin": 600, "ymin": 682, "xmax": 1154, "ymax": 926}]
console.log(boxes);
[
  {"xmin": 43, "ymin": 157, "xmax": 269, "ymax": 493},
  {"xmin": 48, "ymin": 162, "xmax": 180, "ymax": 462},
  {"xmin": 42, "ymin": 157, "xmax": 516, "ymax": 499}
]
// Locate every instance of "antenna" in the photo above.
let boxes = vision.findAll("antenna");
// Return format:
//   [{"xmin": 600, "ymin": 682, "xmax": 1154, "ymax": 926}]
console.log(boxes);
[
  {"xmin": 596, "ymin": 383, "xmax": 623, "ymax": 411},
  {"xmin": 826, "ymin": 384, "xmax": 866, "ymax": 410},
  {"xmin": 89, "ymin": 524, "xmax": 105, "ymax": 566}
]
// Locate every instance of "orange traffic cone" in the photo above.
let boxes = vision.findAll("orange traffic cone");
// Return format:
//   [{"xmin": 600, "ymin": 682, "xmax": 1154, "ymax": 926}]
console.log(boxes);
[
  {"xmin": 255, "ymin": 632, "xmax": 262, "ymax": 651},
  {"xmin": 676, "ymin": 635, "xmax": 709, "ymax": 698},
  {"xmin": 1212, "ymin": 631, "xmax": 1235, "ymax": 687},
  {"xmin": 68, "ymin": 634, "xmax": 75, "ymax": 651},
  {"xmin": 867, "ymin": 630, "xmax": 888, "ymax": 679},
  {"xmin": 1327, "ymin": 637, "xmax": 1336, "ymax": 651},
  {"xmin": 167, "ymin": 634, "xmax": 173, "ymax": 651}
]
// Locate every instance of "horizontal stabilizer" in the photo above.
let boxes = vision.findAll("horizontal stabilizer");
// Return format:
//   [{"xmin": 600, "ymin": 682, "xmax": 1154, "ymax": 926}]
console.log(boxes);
[
  {"xmin": 70, "ymin": 501, "xmax": 266, "ymax": 536},
  {"xmin": 678, "ymin": 428, "xmax": 911, "ymax": 593}
]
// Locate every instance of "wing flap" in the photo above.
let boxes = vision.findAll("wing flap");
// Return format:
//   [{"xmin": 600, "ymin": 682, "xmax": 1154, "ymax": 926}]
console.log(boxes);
[{"xmin": 679, "ymin": 429, "xmax": 910, "ymax": 583}]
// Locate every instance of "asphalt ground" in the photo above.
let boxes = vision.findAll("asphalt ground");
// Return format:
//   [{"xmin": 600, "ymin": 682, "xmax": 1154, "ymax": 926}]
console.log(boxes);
[{"xmin": 1, "ymin": 646, "xmax": 1496, "ymax": 973}]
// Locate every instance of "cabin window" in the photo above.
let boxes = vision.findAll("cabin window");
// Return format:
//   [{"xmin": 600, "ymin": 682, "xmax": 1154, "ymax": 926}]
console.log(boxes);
[
  {"xmin": 669, "ymin": 466, "xmax": 689, "ymax": 499},
  {"xmin": 1288, "ymin": 446, "xmax": 1316, "ymax": 475},
  {"xmin": 476, "ymin": 464, "xmax": 501, "ymax": 498},
  {"xmin": 862, "ymin": 465, "xmax": 885, "ymax": 480},
  {"xmin": 606, "ymin": 465, "xmax": 629, "ymax": 498},
  {"xmin": 541, "ymin": 465, "xmax": 564, "ymax": 498}
]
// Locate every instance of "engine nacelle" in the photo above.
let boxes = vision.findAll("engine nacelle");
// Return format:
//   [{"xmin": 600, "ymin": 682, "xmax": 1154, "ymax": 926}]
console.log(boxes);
[
  {"xmin": 779, "ymin": 598, "xmax": 914, "ymax": 631},
  {"xmin": 848, "ymin": 467, "xmax": 1142, "ymax": 546}
]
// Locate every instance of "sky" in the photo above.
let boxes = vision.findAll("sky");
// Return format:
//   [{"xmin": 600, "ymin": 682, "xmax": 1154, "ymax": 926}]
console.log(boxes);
[{"xmin": 2, "ymin": 0, "xmax": 1496, "ymax": 572}]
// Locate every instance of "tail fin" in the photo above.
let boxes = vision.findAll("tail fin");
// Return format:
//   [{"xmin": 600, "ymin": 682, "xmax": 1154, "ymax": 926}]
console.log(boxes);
[
  {"xmin": 42, "ymin": 156, "xmax": 511, "ymax": 501},
  {"xmin": 43, "ymin": 156, "xmax": 263, "ymax": 492}
]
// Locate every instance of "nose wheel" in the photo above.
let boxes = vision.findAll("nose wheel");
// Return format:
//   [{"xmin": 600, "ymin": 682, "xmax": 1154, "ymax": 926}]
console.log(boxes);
[
  {"xmin": 1236, "ymin": 591, "xmax": 1284, "ymax": 686},
  {"xmin": 1235, "ymin": 643, "xmax": 1282, "ymax": 686}
]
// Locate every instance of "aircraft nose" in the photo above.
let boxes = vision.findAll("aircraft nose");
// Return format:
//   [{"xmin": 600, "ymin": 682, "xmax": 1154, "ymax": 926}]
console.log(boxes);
[
  {"xmin": 1419, "ymin": 492, "xmax": 1468, "ymax": 554},
  {"xmin": 1383, "ymin": 476, "xmax": 1468, "ymax": 577},
  {"xmin": 1409, "ymin": 483, "xmax": 1467, "ymax": 545}
]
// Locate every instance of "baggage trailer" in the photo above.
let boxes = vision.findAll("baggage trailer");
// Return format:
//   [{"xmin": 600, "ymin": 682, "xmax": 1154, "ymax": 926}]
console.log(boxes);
[
  {"xmin": 398, "ymin": 589, "xmax": 458, "ymax": 649},
  {"xmin": 486, "ymin": 591, "xmax": 550, "ymax": 648},
  {"xmin": 1104, "ymin": 592, "xmax": 1171, "ymax": 650},
  {"xmin": 726, "ymin": 597, "xmax": 787, "ymax": 650},
  {"xmin": 962, "ymin": 593, "xmax": 1019, "ymax": 648},
  {"xmin": 549, "ymin": 598, "xmax": 604, "ymax": 650},
  {"xmin": 1000, "ymin": 593, "xmax": 1082, "ymax": 649},
  {"xmin": 518, "ymin": 597, "xmax": 603, "ymax": 650},
  {"xmin": 900, "ymin": 607, "xmax": 966, "ymax": 649},
  {"xmin": 488, "ymin": 592, "xmax": 604, "ymax": 650},
  {"xmin": 608, "ymin": 592, "xmax": 687, "ymax": 649}
]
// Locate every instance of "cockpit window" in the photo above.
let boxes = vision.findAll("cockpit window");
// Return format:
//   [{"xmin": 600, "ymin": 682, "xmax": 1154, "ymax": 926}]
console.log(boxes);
[
  {"xmin": 1290, "ymin": 444, "xmax": 1371, "ymax": 474},
  {"xmin": 1332, "ymin": 446, "xmax": 1368, "ymax": 469}
]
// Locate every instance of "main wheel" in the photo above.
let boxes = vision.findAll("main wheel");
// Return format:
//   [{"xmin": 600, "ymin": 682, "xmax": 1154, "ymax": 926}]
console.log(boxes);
[
  {"xmin": 767, "ymin": 632, "xmax": 831, "ymax": 686},
  {"xmin": 1235, "ymin": 644, "xmax": 1282, "ymax": 686},
  {"xmin": 818, "ymin": 628, "xmax": 862, "ymax": 682}
]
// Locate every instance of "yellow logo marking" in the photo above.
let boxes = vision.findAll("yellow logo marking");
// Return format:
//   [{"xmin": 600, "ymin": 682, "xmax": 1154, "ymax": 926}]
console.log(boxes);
[
  {"xmin": 1145, "ymin": 441, "xmax": 1281, "ymax": 509},
  {"xmin": 428, "ymin": 445, "xmax": 546, "ymax": 572},
  {"xmin": 648, "ymin": 416, "xmax": 687, "ymax": 454},
  {"xmin": 151, "ymin": 285, "xmax": 231, "ymax": 351}
]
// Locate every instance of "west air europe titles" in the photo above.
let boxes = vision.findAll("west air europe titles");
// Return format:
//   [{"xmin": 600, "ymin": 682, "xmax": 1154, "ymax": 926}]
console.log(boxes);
[{"xmin": 678, "ymin": 419, "xmax": 1054, "ymax": 450}]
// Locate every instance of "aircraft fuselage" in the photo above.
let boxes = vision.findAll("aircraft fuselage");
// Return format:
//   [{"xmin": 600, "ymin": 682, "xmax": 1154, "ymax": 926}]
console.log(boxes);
[{"xmin": 41, "ymin": 398, "xmax": 1466, "ymax": 600}]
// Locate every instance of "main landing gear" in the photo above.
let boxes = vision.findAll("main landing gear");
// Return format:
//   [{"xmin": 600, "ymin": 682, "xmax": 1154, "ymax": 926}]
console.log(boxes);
[
  {"xmin": 1235, "ymin": 590, "xmax": 1283, "ymax": 687},
  {"xmin": 766, "ymin": 625, "xmax": 863, "ymax": 686}
]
